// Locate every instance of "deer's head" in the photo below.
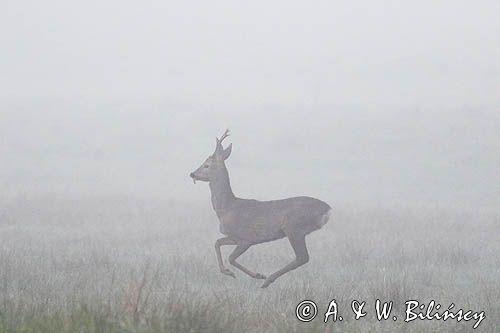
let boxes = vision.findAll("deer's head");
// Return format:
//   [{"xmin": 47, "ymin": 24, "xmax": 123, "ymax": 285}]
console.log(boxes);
[{"xmin": 190, "ymin": 129, "xmax": 232, "ymax": 183}]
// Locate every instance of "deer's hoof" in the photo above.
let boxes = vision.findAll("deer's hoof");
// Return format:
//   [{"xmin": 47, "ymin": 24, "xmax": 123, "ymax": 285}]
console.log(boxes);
[
  {"xmin": 253, "ymin": 273, "xmax": 266, "ymax": 280},
  {"xmin": 261, "ymin": 278, "xmax": 274, "ymax": 288},
  {"xmin": 221, "ymin": 268, "xmax": 236, "ymax": 278}
]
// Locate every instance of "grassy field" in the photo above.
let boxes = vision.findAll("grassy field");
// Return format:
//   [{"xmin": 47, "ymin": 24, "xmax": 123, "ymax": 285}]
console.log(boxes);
[{"xmin": 0, "ymin": 195, "xmax": 498, "ymax": 332}]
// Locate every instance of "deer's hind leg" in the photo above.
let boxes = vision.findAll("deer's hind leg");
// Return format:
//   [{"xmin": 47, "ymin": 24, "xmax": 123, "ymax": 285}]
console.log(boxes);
[
  {"xmin": 261, "ymin": 231, "xmax": 309, "ymax": 288},
  {"xmin": 229, "ymin": 243, "xmax": 266, "ymax": 280}
]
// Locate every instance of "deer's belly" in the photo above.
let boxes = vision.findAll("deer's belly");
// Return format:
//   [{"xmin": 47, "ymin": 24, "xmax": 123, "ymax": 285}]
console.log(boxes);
[{"xmin": 219, "ymin": 222, "xmax": 285, "ymax": 243}]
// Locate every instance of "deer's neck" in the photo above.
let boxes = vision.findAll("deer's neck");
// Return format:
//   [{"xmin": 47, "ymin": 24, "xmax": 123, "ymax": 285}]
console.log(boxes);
[{"xmin": 209, "ymin": 166, "xmax": 235, "ymax": 217}]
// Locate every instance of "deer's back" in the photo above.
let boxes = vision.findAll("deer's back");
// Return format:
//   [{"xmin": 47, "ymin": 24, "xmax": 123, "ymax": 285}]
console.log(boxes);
[{"xmin": 219, "ymin": 196, "xmax": 331, "ymax": 244}]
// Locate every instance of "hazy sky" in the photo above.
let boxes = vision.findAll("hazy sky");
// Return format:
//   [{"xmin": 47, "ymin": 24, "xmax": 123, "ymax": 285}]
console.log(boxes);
[
  {"xmin": 2, "ymin": 1, "xmax": 499, "ymax": 107},
  {"xmin": 1, "ymin": 1, "xmax": 499, "ymax": 211}
]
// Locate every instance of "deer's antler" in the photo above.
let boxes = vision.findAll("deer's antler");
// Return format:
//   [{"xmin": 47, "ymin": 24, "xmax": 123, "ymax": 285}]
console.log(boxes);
[{"xmin": 217, "ymin": 129, "xmax": 230, "ymax": 144}]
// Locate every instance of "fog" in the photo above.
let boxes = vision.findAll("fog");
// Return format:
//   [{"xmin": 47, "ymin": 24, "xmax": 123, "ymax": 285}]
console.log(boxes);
[
  {"xmin": 2, "ymin": 1, "xmax": 500, "ymax": 106},
  {"xmin": 2, "ymin": 1, "xmax": 499, "ymax": 211},
  {"xmin": 1, "ymin": 2, "xmax": 499, "ymax": 332},
  {"xmin": 1, "ymin": 103, "xmax": 499, "ymax": 212}
]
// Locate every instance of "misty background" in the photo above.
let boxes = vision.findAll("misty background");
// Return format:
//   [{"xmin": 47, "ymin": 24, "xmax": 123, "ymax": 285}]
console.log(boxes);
[
  {"xmin": 2, "ymin": 0, "xmax": 499, "ymax": 210},
  {"xmin": 1, "ymin": 2, "xmax": 499, "ymax": 332}
]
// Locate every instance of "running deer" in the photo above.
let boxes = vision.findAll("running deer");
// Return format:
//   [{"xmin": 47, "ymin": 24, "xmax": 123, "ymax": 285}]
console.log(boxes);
[{"xmin": 190, "ymin": 129, "xmax": 331, "ymax": 288}]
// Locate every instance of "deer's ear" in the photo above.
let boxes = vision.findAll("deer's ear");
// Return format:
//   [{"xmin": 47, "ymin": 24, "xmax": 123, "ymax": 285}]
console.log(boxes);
[{"xmin": 222, "ymin": 143, "xmax": 232, "ymax": 160}]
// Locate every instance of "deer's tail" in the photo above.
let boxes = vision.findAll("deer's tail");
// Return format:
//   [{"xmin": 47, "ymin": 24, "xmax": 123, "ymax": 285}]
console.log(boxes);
[{"xmin": 318, "ymin": 207, "xmax": 331, "ymax": 228}]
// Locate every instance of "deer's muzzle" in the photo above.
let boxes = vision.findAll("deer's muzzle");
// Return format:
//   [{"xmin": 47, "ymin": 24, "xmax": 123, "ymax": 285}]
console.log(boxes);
[{"xmin": 189, "ymin": 172, "xmax": 197, "ymax": 184}]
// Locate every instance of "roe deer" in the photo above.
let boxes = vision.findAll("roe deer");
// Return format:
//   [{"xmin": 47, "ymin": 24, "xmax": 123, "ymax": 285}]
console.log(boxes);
[{"xmin": 190, "ymin": 129, "xmax": 331, "ymax": 288}]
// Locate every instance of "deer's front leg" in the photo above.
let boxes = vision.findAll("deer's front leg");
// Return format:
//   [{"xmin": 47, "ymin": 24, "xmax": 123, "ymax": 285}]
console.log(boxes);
[{"xmin": 215, "ymin": 237, "xmax": 237, "ymax": 278}]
